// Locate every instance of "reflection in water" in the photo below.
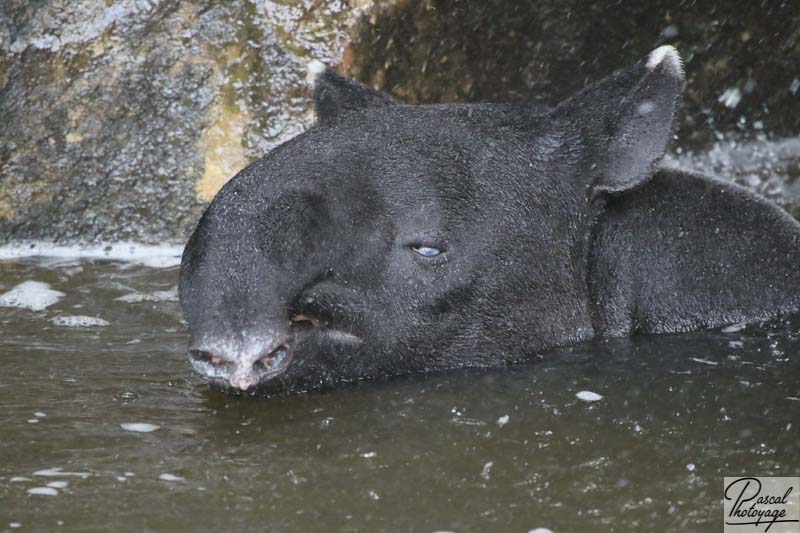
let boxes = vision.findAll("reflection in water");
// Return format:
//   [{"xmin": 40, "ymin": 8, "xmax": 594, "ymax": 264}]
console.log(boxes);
[{"xmin": 1, "ymin": 258, "xmax": 798, "ymax": 531}]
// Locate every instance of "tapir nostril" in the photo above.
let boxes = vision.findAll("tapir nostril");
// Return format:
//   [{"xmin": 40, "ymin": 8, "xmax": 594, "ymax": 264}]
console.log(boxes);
[
  {"xmin": 189, "ymin": 349, "xmax": 230, "ymax": 367},
  {"xmin": 254, "ymin": 343, "xmax": 290, "ymax": 371}
]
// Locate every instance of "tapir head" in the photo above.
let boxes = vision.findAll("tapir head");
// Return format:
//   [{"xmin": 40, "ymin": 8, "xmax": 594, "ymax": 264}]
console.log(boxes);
[{"xmin": 179, "ymin": 46, "xmax": 685, "ymax": 395}]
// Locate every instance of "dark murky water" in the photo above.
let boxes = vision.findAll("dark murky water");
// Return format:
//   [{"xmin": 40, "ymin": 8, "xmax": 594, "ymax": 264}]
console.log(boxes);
[{"xmin": 1, "ymin": 257, "xmax": 798, "ymax": 532}]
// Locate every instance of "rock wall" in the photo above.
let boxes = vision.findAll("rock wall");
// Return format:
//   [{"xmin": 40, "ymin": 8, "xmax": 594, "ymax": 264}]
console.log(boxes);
[
  {"xmin": 0, "ymin": 0, "xmax": 368, "ymax": 243},
  {"xmin": 1, "ymin": 0, "xmax": 798, "ymax": 243},
  {"xmin": 346, "ymin": 0, "xmax": 800, "ymax": 145}
]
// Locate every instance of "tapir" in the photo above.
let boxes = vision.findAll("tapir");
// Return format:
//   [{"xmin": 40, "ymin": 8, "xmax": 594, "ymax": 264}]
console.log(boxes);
[{"xmin": 179, "ymin": 46, "xmax": 800, "ymax": 395}]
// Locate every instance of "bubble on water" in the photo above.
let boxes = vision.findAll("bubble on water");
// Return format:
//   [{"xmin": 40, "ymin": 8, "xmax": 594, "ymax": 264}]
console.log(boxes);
[
  {"xmin": 9, "ymin": 477, "xmax": 31, "ymax": 482},
  {"xmin": 576, "ymin": 391, "xmax": 603, "ymax": 402},
  {"xmin": 480, "ymin": 461, "xmax": 493, "ymax": 479},
  {"xmin": 34, "ymin": 412, "xmax": 46, "ymax": 418},
  {"xmin": 115, "ymin": 289, "xmax": 178, "ymax": 303},
  {"xmin": 690, "ymin": 357, "xmax": 718, "ymax": 366},
  {"xmin": 50, "ymin": 315, "xmax": 110, "ymax": 327},
  {"xmin": 159, "ymin": 473, "xmax": 185, "ymax": 482},
  {"xmin": 718, "ymin": 87, "xmax": 742, "ymax": 109},
  {"xmin": 528, "ymin": 529, "xmax": 555, "ymax": 533},
  {"xmin": 722, "ymin": 323, "xmax": 746, "ymax": 333},
  {"xmin": 686, "ymin": 463, "xmax": 696, "ymax": 471},
  {"xmin": 33, "ymin": 468, "xmax": 90, "ymax": 479},
  {"xmin": 46, "ymin": 481, "xmax": 68, "ymax": 489},
  {"xmin": 367, "ymin": 489, "xmax": 380, "ymax": 500},
  {"xmin": 116, "ymin": 390, "xmax": 139, "ymax": 402},
  {"xmin": 0, "ymin": 281, "xmax": 64, "ymax": 311},
  {"xmin": 28, "ymin": 487, "xmax": 59, "ymax": 496},
  {"xmin": 28, "ymin": 419, "xmax": 39, "ymax": 424},
  {"xmin": 139, "ymin": 256, "xmax": 182, "ymax": 268},
  {"xmin": 9, "ymin": 523, "xmax": 21, "ymax": 529},
  {"xmin": 497, "ymin": 414, "xmax": 510, "ymax": 428},
  {"xmin": 360, "ymin": 451, "xmax": 377, "ymax": 458},
  {"xmin": 120, "ymin": 423, "xmax": 160, "ymax": 433},
  {"xmin": 0, "ymin": 242, "xmax": 183, "ymax": 268}
]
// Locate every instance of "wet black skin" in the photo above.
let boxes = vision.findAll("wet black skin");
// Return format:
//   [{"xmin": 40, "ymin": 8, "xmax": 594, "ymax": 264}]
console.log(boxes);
[{"xmin": 179, "ymin": 47, "xmax": 800, "ymax": 395}]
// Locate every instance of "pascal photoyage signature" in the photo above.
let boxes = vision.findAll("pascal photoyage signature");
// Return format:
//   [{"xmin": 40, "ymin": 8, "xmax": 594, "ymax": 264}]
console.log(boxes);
[{"xmin": 725, "ymin": 477, "xmax": 798, "ymax": 531}]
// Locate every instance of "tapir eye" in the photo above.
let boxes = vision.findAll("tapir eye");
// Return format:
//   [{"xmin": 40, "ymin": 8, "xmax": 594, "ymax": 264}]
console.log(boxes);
[{"xmin": 411, "ymin": 245, "xmax": 443, "ymax": 257}]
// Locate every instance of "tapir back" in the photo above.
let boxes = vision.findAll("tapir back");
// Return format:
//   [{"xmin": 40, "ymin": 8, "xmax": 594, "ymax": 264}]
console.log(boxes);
[{"xmin": 589, "ymin": 169, "xmax": 800, "ymax": 336}]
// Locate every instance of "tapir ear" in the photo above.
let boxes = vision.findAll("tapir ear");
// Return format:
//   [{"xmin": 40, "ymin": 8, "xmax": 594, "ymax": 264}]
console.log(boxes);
[
  {"xmin": 556, "ymin": 45, "xmax": 686, "ymax": 195},
  {"xmin": 308, "ymin": 60, "xmax": 397, "ymax": 126}
]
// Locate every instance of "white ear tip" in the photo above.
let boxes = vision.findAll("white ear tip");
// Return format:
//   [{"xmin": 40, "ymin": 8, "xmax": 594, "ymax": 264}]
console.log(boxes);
[
  {"xmin": 306, "ymin": 60, "xmax": 327, "ymax": 85},
  {"xmin": 646, "ymin": 45, "xmax": 684, "ymax": 78}
]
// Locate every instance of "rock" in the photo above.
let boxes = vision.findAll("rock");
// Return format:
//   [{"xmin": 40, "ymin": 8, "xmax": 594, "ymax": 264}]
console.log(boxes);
[
  {"xmin": 346, "ymin": 0, "xmax": 800, "ymax": 148},
  {"xmin": 0, "ymin": 0, "xmax": 372, "ymax": 243}
]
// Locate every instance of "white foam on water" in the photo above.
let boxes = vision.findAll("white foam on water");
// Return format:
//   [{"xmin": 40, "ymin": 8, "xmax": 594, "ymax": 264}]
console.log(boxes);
[
  {"xmin": 50, "ymin": 315, "xmax": 110, "ymax": 327},
  {"xmin": 690, "ymin": 357, "xmax": 719, "ymax": 366},
  {"xmin": 115, "ymin": 289, "xmax": 178, "ymax": 303},
  {"xmin": 159, "ymin": 473, "xmax": 185, "ymax": 482},
  {"xmin": 0, "ymin": 241, "xmax": 183, "ymax": 268},
  {"xmin": 27, "ymin": 487, "xmax": 58, "ymax": 496},
  {"xmin": 576, "ymin": 390, "xmax": 603, "ymax": 402},
  {"xmin": 34, "ymin": 412, "xmax": 46, "ymax": 418},
  {"xmin": 480, "ymin": 461, "xmax": 493, "ymax": 479},
  {"xmin": 0, "ymin": 281, "xmax": 64, "ymax": 311},
  {"xmin": 497, "ymin": 414, "xmax": 510, "ymax": 428},
  {"xmin": 46, "ymin": 481, "xmax": 68, "ymax": 489},
  {"xmin": 722, "ymin": 323, "xmax": 746, "ymax": 333},
  {"xmin": 528, "ymin": 529, "xmax": 555, "ymax": 533},
  {"xmin": 9, "ymin": 477, "xmax": 31, "ymax": 482},
  {"xmin": 32, "ymin": 467, "xmax": 91, "ymax": 479},
  {"xmin": 120, "ymin": 423, "xmax": 160, "ymax": 433}
]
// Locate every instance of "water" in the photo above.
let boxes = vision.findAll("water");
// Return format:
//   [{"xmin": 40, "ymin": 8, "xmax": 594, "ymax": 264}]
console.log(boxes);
[{"xmin": 1, "ymin": 257, "xmax": 798, "ymax": 531}]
